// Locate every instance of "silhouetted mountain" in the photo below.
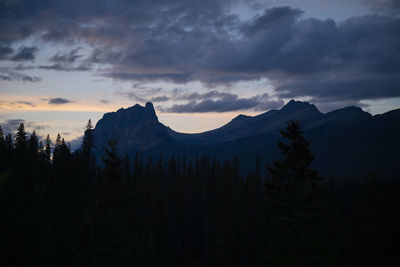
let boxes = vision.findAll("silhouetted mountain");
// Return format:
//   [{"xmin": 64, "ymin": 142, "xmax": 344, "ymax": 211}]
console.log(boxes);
[
  {"xmin": 93, "ymin": 102, "xmax": 172, "ymax": 156},
  {"xmin": 92, "ymin": 100, "xmax": 400, "ymax": 178},
  {"xmin": 169, "ymin": 100, "xmax": 322, "ymax": 145}
]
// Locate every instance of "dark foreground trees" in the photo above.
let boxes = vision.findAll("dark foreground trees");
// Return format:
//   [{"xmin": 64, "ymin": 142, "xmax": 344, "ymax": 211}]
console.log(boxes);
[
  {"xmin": 0, "ymin": 121, "xmax": 399, "ymax": 266},
  {"xmin": 262, "ymin": 121, "xmax": 334, "ymax": 266}
]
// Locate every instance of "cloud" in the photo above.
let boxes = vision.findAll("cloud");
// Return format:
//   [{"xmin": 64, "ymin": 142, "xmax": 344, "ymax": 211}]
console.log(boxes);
[
  {"xmin": 0, "ymin": 46, "xmax": 13, "ymax": 60},
  {"xmin": 118, "ymin": 88, "xmax": 283, "ymax": 112},
  {"xmin": 68, "ymin": 136, "xmax": 83, "ymax": 152},
  {"xmin": 150, "ymin": 96, "xmax": 170, "ymax": 102},
  {"xmin": 0, "ymin": 68, "xmax": 41, "ymax": 82},
  {"xmin": 0, "ymin": 1, "xmax": 399, "ymax": 105},
  {"xmin": 362, "ymin": 0, "xmax": 400, "ymax": 15},
  {"xmin": 275, "ymin": 72, "xmax": 400, "ymax": 102},
  {"xmin": 50, "ymin": 47, "xmax": 82, "ymax": 63},
  {"xmin": 100, "ymin": 99, "xmax": 111, "ymax": 104},
  {"xmin": 0, "ymin": 119, "xmax": 24, "ymax": 134},
  {"xmin": 3, "ymin": 101, "xmax": 37, "ymax": 109},
  {"xmin": 11, "ymin": 46, "xmax": 38, "ymax": 61},
  {"xmin": 14, "ymin": 101, "xmax": 35, "ymax": 107},
  {"xmin": 37, "ymin": 47, "xmax": 91, "ymax": 71},
  {"xmin": 165, "ymin": 97, "xmax": 282, "ymax": 113},
  {"xmin": 39, "ymin": 63, "xmax": 91, "ymax": 71},
  {"xmin": 38, "ymin": 47, "xmax": 91, "ymax": 71},
  {"xmin": 0, "ymin": 119, "xmax": 49, "ymax": 135},
  {"xmin": 165, "ymin": 90, "xmax": 283, "ymax": 112},
  {"xmin": 116, "ymin": 88, "xmax": 166, "ymax": 103},
  {"xmin": 48, "ymin": 97, "xmax": 72, "ymax": 105},
  {"xmin": 94, "ymin": 7, "xmax": 400, "ymax": 104}
]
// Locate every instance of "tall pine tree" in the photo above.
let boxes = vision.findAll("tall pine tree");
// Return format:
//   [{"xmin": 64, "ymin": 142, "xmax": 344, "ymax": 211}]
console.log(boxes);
[
  {"xmin": 15, "ymin": 123, "xmax": 27, "ymax": 154},
  {"xmin": 82, "ymin": 119, "xmax": 94, "ymax": 165},
  {"xmin": 261, "ymin": 120, "xmax": 332, "ymax": 266},
  {"xmin": 88, "ymin": 140, "xmax": 136, "ymax": 266}
]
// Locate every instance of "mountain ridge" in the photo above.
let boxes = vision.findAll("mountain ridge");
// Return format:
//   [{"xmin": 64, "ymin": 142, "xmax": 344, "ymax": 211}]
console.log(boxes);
[{"xmin": 91, "ymin": 100, "xmax": 400, "ymax": 178}]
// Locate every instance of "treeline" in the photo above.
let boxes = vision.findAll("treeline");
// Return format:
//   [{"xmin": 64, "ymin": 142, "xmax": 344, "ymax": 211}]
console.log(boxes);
[{"xmin": 0, "ymin": 121, "xmax": 399, "ymax": 266}]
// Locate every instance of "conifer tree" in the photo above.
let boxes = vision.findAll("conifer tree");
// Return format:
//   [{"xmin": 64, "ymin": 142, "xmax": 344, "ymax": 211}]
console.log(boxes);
[
  {"xmin": 262, "ymin": 120, "xmax": 331, "ymax": 266},
  {"xmin": 89, "ymin": 140, "xmax": 136, "ymax": 266},
  {"xmin": 0, "ymin": 126, "xmax": 4, "ymax": 150},
  {"xmin": 27, "ymin": 130, "xmax": 39, "ymax": 159},
  {"xmin": 15, "ymin": 123, "xmax": 27, "ymax": 152},
  {"xmin": 43, "ymin": 134, "xmax": 52, "ymax": 164},
  {"xmin": 0, "ymin": 126, "xmax": 5, "ymax": 172},
  {"xmin": 52, "ymin": 135, "xmax": 71, "ymax": 169},
  {"xmin": 82, "ymin": 119, "xmax": 94, "ymax": 164},
  {"xmin": 52, "ymin": 134, "xmax": 62, "ymax": 164},
  {"xmin": 4, "ymin": 134, "xmax": 13, "ymax": 154}
]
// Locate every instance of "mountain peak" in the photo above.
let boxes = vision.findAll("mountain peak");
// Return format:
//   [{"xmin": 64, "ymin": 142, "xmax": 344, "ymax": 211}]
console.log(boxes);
[
  {"xmin": 282, "ymin": 99, "xmax": 313, "ymax": 110},
  {"xmin": 93, "ymin": 102, "xmax": 169, "ymax": 154},
  {"xmin": 145, "ymin": 102, "xmax": 154, "ymax": 110},
  {"xmin": 95, "ymin": 103, "xmax": 159, "ymax": 132},
  {"xmin": 123, "ymin": 102, "xmax": 158, "ymax": 122},
  {"xmin": 145, "ymin": 102, "xmax": 156, "ymax": 118},
  {"xmin": 280, "ymin": 99, "xmax": 321, "ymax": 115},
  {"xmin": 325, "ymin": 106, "xmax": 371, "ymax": 121},
  {"xmin": 232, "ymin": 114, "xmax": 251, "ymax": 122}
]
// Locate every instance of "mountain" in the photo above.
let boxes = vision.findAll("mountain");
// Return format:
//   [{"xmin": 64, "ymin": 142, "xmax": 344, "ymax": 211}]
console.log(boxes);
[
  {"xmin": 92, "ymin": 102, "xmax": 172, "ymax": 156},
  {"xmin": 92, "ymin": 100, "xmax": 400, "ymax": 178},
  {"xmin": 169, "ymin": 100, "xmax": 323, "ymax": 145}
]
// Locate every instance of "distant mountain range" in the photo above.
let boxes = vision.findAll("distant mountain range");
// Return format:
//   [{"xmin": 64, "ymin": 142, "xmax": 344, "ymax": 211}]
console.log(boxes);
[{"xmin": 92, "ymin": 100, "xmax": 400, "ymax": 179}]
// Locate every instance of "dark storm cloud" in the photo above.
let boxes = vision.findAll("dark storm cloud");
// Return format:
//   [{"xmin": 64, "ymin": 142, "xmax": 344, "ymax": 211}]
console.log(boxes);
[
  {"xmin": 0, "ymin": 45, "xmax": 13, "ymax": 60},
  {"xmin": 362, "ymin": 0, "xmax": 400, "ymax": 14},
  {"xmin": 241, "ymin": 6, "xmax": 303, "ymax": 36},
  {"xmin": 48, "ymin": 98, "xmax": 72, "ymax": 105},
  {"xmin": 0, "ymin": 0, "xmax": 235, "ymax": 43},
  {"xmin": 11, "ymin": 46, "xmax": 38, "ymax": 61},
  {"xmin": 1, "ymin": 1, "xmax": 399, "ymax": 105},
  {"xmin": 97, "ymin": 7, "xmax": 400, "ymax": 103},
  {"xmin": 104, "ymin": 72, "xmax": 192, "ymax": 83},
  {"xmin": 275, "ymin": 73, "xmax": 400, "ymax": 101}
]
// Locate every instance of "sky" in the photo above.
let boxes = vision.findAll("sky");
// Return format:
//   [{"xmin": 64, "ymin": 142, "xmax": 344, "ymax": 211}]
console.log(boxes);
[{"xmin": 0, "ymin": 0, "xmax": 399, "ymax": 142}]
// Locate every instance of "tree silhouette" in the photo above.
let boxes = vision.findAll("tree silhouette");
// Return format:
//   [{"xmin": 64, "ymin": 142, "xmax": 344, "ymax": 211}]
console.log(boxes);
[
  {"xmin": 89, "ymin": 140, "xmax": 136, "ymax": 266},
  {"xmin": 43, "ymin": 134, "xmax": 52, "ymax": 164},
  {"xmin": 27, "ymin": 130, "xmax": 39, "ymax": 159},
  {"xmin": 0, "ymin": 126, "xmax": 4, "ymax": 150},
  {"xmin": 262, "ymin": 120, "xmax": 332, "ymax": 266},
  {"xmin": 0, "ymin": 118, "xmax": 399, "ymax": 266},
  {"xmin": 82, "ymin": 119, "xmax": 94, "ymax": 165},
  {"xmin": 0, "ymin": 126, "xmax": 5, "ymax": 172},
  {"xmin": 15, "ymin": 123, "xmax": 27, "ymax": 154}
]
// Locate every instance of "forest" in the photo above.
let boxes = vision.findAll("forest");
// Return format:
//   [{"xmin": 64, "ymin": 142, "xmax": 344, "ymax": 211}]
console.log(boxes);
[{"xmin": 0, "ymin": 120, "xmax": 399, "ymax": 266}]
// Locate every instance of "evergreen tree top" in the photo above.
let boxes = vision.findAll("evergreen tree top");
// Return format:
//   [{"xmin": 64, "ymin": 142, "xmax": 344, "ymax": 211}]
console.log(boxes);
[
  {"xmin": 86, "ymin": 119, "xmax": 93, "ymax": 130},
  {"xmin": 15, "ymin": 123, "xmax": 27, "ymax": 151}
]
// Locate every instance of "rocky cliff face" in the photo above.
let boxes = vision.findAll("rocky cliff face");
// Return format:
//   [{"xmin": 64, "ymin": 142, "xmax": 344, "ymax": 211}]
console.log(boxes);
[{"xmin": 93, "ymin": 102, "xmax": 171, "ymax": 155}]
